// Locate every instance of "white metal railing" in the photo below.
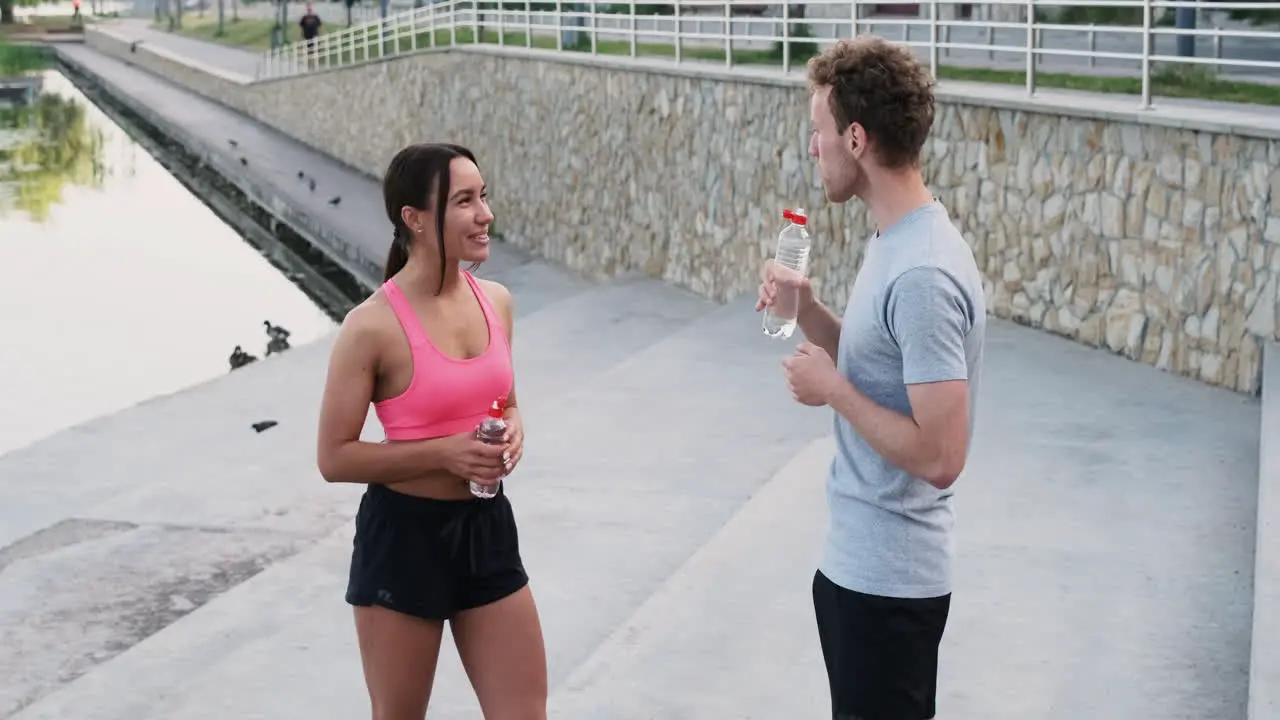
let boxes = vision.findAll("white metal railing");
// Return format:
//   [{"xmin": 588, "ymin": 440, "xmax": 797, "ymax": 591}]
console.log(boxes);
[{"xmin": 256, "ymin": 0, "xmax": 1280, "ymax": 109}]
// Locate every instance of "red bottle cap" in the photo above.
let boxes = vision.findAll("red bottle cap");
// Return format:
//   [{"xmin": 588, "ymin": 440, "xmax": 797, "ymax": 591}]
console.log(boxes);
[
  {"xmin": 790, "ymin": 210, "xmax": 807, "ymax": 226},
  {"xmin": 488, "ymin": 399, "xmax": 505, "ymax": 418},
  {"xmin": 783, "ymin": 209, "xmax": 794, "ymax": 221}
]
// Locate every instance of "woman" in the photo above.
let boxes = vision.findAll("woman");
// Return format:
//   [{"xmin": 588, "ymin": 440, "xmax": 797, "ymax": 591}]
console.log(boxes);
[{"xmin": 316, "ymin": 143, "xmax": 548, "ymax": 719}]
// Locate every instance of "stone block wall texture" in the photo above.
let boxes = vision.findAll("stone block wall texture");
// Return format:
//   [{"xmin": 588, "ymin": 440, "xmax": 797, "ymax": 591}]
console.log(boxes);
[{"xmin": 83, "ymin": 30, "xmax": 1280, "ymax": 393}]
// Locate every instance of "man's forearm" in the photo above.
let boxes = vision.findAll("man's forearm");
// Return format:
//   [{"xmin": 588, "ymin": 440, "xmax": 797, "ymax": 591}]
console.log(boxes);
[
  {"xmin": 826, "ymin": 380, "xmax": 945, "ymax": 486},
  {"xmin": 797, "ymin": 301, "xmax": 842, "ymax": 358}
]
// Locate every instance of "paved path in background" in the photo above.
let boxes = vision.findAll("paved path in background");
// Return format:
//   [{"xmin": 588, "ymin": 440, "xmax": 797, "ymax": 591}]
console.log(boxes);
[
  {"xmin": 111, "ymin": 2, "xmax": 1280, "ymax": 86},
  {"xmin": 802, "ymin": 3, "xmax": 1280, "ymax": 80},
  {"xmin": 439, "ymin": 6, "xmax": 1280, "ymax": 82},
  {"xmin": 125, "ymin": 0, "xmax": 386, "ymax": 24},
  {"xmin": 104, "ymin": 17, "xmax": 262, "ymax": 77},
  {"xmin": 100, "ymin": 12, "xmax": 1280, "ymax": 127}
]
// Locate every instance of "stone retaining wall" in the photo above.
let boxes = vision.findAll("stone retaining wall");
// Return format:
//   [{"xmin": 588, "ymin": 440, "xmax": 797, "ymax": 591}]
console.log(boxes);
[{"xmin": 83, "ymin": 28, "xmax": 1280, "ymax": 393}]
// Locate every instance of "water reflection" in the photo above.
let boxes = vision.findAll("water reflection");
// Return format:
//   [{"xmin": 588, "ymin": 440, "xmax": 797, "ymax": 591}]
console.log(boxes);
[
  {"xmin": 0, "ymin": 81, "xmax": 106, "ymax": 222},
  {"xmin": 0, "ymin": 71, "xmax": 336, "ymax": 456}
]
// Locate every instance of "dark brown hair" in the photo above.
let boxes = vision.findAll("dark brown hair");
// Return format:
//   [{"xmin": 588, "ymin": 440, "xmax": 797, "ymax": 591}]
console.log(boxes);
[
  {"xmin": 381, "ymin": 143, "xmax": 478, "ymax": 293},
  {"xmin": 805, "ymin": 36, "xmax": 937, "ymax": 169}
]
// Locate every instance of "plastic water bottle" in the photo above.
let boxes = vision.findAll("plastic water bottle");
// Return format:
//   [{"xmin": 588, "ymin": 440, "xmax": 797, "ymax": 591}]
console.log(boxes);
[
  {"xmin": 762, "ymin": 208, "xmax": 813, "ymax": 339},
  {"xmin": 471, "ymin": 399, "xmax": 507, "ymax": 499}
]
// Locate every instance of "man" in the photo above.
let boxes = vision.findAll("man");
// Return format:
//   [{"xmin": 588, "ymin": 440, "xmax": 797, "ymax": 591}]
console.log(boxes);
[
  {"xmin": 299, "ymin": 3, "xmax": 323, "ymax": 66},
  {"xmin": 756, "ymin": 36, "xmax": 986, "ymax": 720}
]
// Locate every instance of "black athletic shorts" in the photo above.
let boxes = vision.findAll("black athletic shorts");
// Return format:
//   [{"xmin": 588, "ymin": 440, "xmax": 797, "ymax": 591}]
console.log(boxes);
[
  {"xmin": 812, "ymin": 570, "xmax": 951, "ymax": 720},
  {"xmin": 345, "ymin": 484, "xmax": 528, "ymax": 621}
]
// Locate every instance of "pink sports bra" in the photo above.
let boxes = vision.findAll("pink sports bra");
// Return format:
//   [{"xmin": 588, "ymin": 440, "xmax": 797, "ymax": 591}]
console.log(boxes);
[{"xmin": 373, "ymin": 271, "xmax": 513, "ymax": 441}]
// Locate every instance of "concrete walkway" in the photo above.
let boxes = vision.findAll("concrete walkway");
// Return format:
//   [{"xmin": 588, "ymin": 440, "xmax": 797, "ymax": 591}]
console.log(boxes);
[
  {"xmin": 0, "ymin": 43, "xmax": 1267, "ymax": 720},
  {"xmin": 102, "ymin": 17, "xmax": 261, "ymax": 78},
  {"xmin": 0, "ymin": 268, "xmax": 1260, "ymax": 719}
]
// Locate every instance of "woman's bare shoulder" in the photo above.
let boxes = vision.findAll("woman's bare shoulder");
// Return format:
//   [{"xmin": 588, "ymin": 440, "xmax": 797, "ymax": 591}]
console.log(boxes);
[
  {"xmin": 476, "ymin": 278, "xmax": 513, "ymax": 316},
  {"xmin": 332, "ymin": 288, "xmax": 401, "ymax": 352}
]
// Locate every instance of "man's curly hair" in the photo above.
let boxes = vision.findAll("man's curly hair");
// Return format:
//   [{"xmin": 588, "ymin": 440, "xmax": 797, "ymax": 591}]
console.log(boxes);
[{"xmin": 805, "ymin": 36, "xmax": 937, "ymax": 170}]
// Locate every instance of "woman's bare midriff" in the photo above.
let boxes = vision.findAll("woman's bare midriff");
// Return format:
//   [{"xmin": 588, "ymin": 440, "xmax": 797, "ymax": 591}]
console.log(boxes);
[
  {"xmin": 384, "ymin": 469, "xmax": 484, "ymax": 500},
  {"xmin": 378, "ymin": 439, "xmax": 491, "ymax": 500}
]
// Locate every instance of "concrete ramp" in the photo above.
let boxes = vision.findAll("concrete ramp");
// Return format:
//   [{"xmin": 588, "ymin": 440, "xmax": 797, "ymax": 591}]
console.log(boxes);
[
  {"xmin": 549, "ymin": 437, "xmax": 835, "ymax": 720},
  {"xmin": 5, "ymin": 527, "xmax": 367, "ymax": 720},
  {"xmin": 939, "ymin": 323, "xmax": 1259, "ymax": 720},
  {"xmin": 1249, "ymin": 341, "xmax": 1279, "ymax": 720},
  {"xmin": 418, "ymin": 296, "xmax": 836, "ymax": 718}
]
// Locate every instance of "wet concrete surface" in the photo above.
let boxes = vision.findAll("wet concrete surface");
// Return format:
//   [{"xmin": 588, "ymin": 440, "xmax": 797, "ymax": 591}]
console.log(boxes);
[{"xmin": 0, "ymin": 521, "xmax": 307, "ymax": 717}]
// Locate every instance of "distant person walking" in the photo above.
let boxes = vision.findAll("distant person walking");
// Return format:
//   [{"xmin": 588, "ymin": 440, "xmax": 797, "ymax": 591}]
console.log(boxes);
[
  {"xmin": 316, "ymin": 143, "xmax": 547, "ymax": 719},
  {"xmin": 757, "ymin": 36, "xmax": 986, "ymax": 720},
  {"xmin": 299, "ymin": 3, "xmax": 322, "ymax": 67}
]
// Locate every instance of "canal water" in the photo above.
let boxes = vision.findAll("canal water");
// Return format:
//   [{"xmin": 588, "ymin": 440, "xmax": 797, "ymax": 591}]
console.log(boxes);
[{"xmin": 0, "ymin": 66, "xmax": 336, "ymax": 457}]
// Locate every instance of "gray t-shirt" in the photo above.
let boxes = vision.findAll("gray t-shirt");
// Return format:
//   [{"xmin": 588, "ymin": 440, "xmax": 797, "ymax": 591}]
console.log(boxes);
[{"xmin": 819, "ymin": 200, "xmax": 986, "ymax": 600}]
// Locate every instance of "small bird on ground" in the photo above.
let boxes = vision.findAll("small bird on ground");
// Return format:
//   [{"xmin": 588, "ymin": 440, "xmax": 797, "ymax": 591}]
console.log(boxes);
[
  {"xmin": 264, "ymin": 320, "xmax": 292, "ymax": 356},
  {"xmin": 264, "ymin": 320, "xmax": 291, "ymax": 342},
  {"xmin": 328, "ymin": 196, "xmax": 341, "ymax": 206},
  {"xmin": 229, "ymin": 345, "xmax": 257, "ymax": 370}
]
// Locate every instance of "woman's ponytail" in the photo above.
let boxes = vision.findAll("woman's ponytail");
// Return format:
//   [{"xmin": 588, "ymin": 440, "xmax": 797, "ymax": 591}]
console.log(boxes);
[{"xmin": 384, "ymin": 227, "xmax": 408, "ymax": 282}]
